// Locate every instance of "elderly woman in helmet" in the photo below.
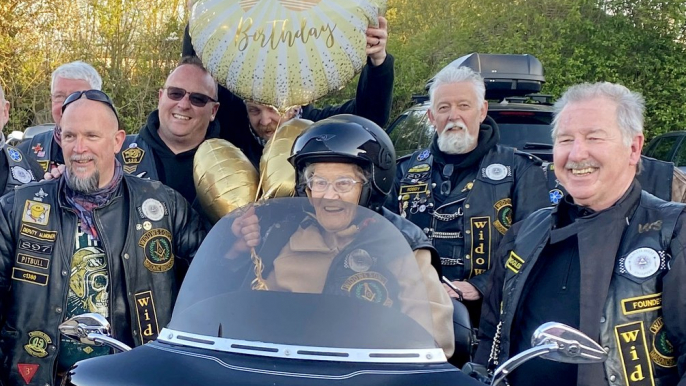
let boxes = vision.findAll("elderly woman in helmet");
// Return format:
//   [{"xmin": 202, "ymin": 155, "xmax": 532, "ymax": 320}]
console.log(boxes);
[{"xmin": 230, "ymin": 115, "xmax": 454, "ymax": 358}]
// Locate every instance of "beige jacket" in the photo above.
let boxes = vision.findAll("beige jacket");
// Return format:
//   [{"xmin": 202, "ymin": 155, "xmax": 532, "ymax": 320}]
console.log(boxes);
[{"xmin": 266, "ymin": 225, "xmax": 455, "ymax": 358}]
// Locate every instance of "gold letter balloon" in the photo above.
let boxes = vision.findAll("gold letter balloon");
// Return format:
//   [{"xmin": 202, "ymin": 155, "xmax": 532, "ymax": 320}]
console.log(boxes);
[{"xmin": 188, "ymin": 0, "xmax": 387, "ymax": 110}]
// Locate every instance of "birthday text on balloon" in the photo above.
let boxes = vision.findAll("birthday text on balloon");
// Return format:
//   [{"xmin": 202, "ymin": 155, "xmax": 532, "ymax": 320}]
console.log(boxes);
[{"xmin": 235, "ymin": 17, "xmax": 337, "ymax": 51}]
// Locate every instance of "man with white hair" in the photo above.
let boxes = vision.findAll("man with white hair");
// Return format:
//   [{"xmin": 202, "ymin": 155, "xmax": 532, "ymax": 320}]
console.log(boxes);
[
  {"xmin": 390, "ymin": 66, "xmax": 549, "ymax": 326},
  {"xmin": 475, "ymin": 82, "xmax": 686, "ymax": 386},
  {"xmin": 18, "ymin": 61, "xmax": 102, "ymax": 173},
  {"xmin": 0, "ymin": 83, "xmax": 45, "ymax": 194}
]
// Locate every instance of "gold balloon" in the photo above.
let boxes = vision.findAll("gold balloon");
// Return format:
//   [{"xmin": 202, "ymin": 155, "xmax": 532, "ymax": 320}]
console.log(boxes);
[
  {"xmin": 259, "ymin": 118, "xmax": 313, "ymax": 199},
  {"xmin": 194, "ymin": 139, "xmax": 258, "ymax": 224}
]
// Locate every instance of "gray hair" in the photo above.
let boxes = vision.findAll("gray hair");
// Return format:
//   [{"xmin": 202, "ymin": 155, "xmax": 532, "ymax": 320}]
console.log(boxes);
[
  {"xmin": 299, "ymin": 163, "xmax": 369, "ymax": 187},
  {"xmin": 0, "ymin": 83, "xmax": 5, "ymax": 101},
  {"xmin": 429, "ymin": 66, "xmax": 486, "ymax": 110},
  {"xmin": 51, "ymin": 61, "xmax": 102, "ymax": 93},
  {"xmin": 552, "ymin": 82, "xmax": 645, "ymax": 146}
]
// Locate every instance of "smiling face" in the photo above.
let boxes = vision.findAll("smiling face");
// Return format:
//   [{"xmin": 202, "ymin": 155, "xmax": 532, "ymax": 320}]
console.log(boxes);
[
  {"xmin": 157, "ymin": 64, "xmax": 219, "ymax": 152},
  {"xmin": 307, "ymin": 163, "xmax": 364, "ymax": 233},
  {"xmin": 553, "ymin": 97, "xmax": 643, "ymax": 211}
]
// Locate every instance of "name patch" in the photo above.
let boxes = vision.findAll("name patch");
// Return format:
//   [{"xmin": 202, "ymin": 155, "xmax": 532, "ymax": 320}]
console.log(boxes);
[
  {"xmin": 621, "ymin": 293, "xmax": 662, "ymax": 315},
  {"xmin": 615, "ymin": 321, "xmax": 655, "ymax": 386},
  {"xmin": 15, "ymin": 253, "xmax": 49, "ymax": 270},
  {"xmin": 20, "ymin": 224, "xmax": 57, "ymax": 242},
  {"xmin": 134, "ymin": 291, "xmax": 159, "ymax": 343},
  {"xmin": 470, "ymin": 216, "xmax": 491, "ymax": 277},
  {"xmin": 18, "ymin": 238, "xmax": 54, "ymax": 255},
  {"xmin": 399, "ymin": 183, "xmax": 428, "ymax": 196},
  {"xmin": 12, "ymin": 267, "xmax": 49, "ymax": 286},
  {"xmin": 506, "ymin": 251, "xmax": 524, "ymax": 274}
]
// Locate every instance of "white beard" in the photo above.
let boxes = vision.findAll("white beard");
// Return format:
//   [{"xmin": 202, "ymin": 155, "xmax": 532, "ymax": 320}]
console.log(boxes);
[{"xmin": 437, "ymin": 121, "xmax": 477, "ymax": 154}]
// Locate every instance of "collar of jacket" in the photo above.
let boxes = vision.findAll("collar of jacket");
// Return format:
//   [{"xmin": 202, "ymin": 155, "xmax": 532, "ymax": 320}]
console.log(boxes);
[
  {"xmin": 139, "ymin": 110, "xmax": 221, "ymax": 158},
  {"xmin": 57, "ymin": 172, "xmax": 125, "ymax": 209}
]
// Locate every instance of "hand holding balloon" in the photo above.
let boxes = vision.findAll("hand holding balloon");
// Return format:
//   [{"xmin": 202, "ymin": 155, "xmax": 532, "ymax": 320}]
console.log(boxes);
[{"xmin": 366, "ymin": 16, "xmax": 388, "ymax": 67}]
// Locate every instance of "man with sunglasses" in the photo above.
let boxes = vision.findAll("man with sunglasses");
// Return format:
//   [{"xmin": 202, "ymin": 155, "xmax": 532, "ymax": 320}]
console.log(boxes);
[
  {"xmin": 0, "ymin": 83, "xmax": 45, "ymax": 194},
  {"xmin": 182, "ymin": 16, "xmax": 394, "ymax": 168},
  {"xmin": 0, "ymin": 90, "xmax": 205, "ymax": 386},
  {"xmin": 19, "ymin": 61, "xmax": 103, "ymax": 174},
  {"xmin": 387, "ymin": 66, "xmax": 549, "ymax": 329},
  {"xmin": 118, "ymin": 56, "xmax": 219, "ymax": 208}
]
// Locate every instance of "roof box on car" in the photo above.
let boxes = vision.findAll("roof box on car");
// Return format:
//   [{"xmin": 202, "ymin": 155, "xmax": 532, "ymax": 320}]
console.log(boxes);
[{"xmin": 427, "ymin": 53, "xmax": 545, "ymax": 100}]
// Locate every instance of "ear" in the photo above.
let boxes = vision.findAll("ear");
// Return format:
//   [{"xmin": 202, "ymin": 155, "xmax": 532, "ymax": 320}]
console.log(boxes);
[
  {"xmin": 158, "ymin": 88, "xmax": 164, "ymax": 101},
  {"xmin": 210, "ymin": 102, "xmax": 220, "ymax": 121},
  {"xmin": 479, "ymin": 100, "xmax": 488, "ymax": 122},
  {"xmin": 113, "ymin": 130, "xmax": 127, "ymax": 153},
  {"xmin": 427, "ymin": 107, "xmax": 436, "ymax": 126},
  {"xmin": 629, "ymin": 134, "xmax": 644, "ymax": 166}
]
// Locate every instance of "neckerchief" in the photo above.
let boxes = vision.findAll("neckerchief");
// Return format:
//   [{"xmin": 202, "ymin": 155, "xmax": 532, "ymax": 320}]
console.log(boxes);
[{"xmin": 64, "ymin": 160, "xmax": 124, "ymax": 239}]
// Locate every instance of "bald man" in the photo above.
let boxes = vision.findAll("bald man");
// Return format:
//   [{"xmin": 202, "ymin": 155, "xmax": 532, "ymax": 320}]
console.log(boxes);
[{"xmin": 0, "ymin": 90, "xmax": 205, "ymax": 386}]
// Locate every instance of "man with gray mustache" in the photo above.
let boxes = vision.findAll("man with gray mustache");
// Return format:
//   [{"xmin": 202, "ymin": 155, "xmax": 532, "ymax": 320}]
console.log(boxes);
[
  {"xmin": 389, "ymin": 65, "xmax": 549, "ymax": 329},
  {"xmin": 476, "ymin": 82, "xmax": 686, "ymax": 386}
]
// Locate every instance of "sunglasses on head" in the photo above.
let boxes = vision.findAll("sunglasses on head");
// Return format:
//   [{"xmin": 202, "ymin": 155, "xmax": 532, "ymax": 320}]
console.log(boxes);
[
  {"xmin": 163, "ymin": 86, "xmax": 217, "ymax": 107},
  {"xmin": 61, "ymin": 90, "xmax": 120, "ymax": 122}
]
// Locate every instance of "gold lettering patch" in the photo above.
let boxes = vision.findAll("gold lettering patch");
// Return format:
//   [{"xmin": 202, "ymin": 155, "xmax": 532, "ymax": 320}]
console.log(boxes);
[
  {"xmin": 341, "ymin": 272, "xmax": 392, "ymax": 307},
  {"xmin": 134, "ymin": 291, "xmax": 159, "ymax": 343},
  {"xmin": 12, "ymin": 267, "xmax": 49, "ymax": 286},
  {"xmin": 493, "ymin": 198, "xmax": 513, "ymax": 235},
  {"xmin": 138, "ymin": 229, "xmax": 174, "ymax": 273},
  {"xmin": 20, "ymin": 224, "xmax": 57, "ymax": 242},
  {"xmin": 470, "ymin": 216, "xmax": 491, "ymax": 277},
  {"xmin": 15, "ymin": 253, "xmax": 49, "ymax": 270},
  {"xmin": 408, "ymin": 164, "xmax": 430, "ymax": 173},
  {"xmin": 615, "ymin": 321, "xmax": 655, "ymax": 386},
  {"xmin": 506, "ymin": 251, "xmax": 524, "ymax": 274},
  {"xmin": 649, "ymin": 317, "xmax": 676, "ymax": 368},
  {"xmin": 621, "ymin": 293, "xmax": 662, "ymax": 315},
  {"xmin": 121, "ymin": 147, "xmax": 145, "ymax": 165},
  {"xmin": 399, "ymin": 183, "xmax": 428, "ymax": 195}
]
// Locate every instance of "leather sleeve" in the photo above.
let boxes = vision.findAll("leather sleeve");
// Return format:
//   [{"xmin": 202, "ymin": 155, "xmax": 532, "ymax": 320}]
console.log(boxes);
[
  {"xmin": 473, "ymin": 221, "xmax": 521, "ymax": 366},
  {"xmin": 671, "ymin": 167, "xmax": 686, "ymax": 204},
  {"xmin": 165, "ymin": 186, "xmax": 207, "ymax": 265},
  {"xmin": 414, "ymin": 248, "xmax": 455, "ymax": 358},
  {"xmin": 303, "ymin": 55, "xmax": 395, "ymax": 127},
  {"xmin": 662, "ymin": 211, "xmax": 686, "ymax": 384},
  {"xmin": 512, "ymin": 155, "xmax": 550, "ymax": 222}
]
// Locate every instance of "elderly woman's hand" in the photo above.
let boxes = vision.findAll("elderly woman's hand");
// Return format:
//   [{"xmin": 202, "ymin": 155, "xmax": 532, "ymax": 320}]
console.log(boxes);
[{"xmin": 228, "ymin": 206, "xmax": 260, "ymax": 258}]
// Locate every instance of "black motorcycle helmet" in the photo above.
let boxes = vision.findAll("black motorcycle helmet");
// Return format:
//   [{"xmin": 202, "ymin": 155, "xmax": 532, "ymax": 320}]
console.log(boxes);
[{"xmin": 288, "ymin": 114, "xmax": 396, "ymax": 212}]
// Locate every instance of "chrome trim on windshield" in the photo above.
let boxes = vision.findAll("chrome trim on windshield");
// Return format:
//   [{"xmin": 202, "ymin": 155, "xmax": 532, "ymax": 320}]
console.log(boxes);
[{"xmin": 157, "ymin": 328, "xmax": 447, "ymax": 364}]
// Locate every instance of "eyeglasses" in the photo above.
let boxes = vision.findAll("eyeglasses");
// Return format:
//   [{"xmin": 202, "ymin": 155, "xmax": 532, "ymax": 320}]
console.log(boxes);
[
  {"xmin": 307, "ymin": 176, "xmax": 365, "ymax": 194},
  {"xmin": 163, "ymin": 86, "xmax": 217, "ymax": 107},
  {"xmin": 61, "ymin": 90, "xmax": 119, "ymax": 122}
]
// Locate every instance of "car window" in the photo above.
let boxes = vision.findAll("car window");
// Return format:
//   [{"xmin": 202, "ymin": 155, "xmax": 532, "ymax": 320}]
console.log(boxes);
[
  {"xmin": 672, "ymin": 139, "xmax": 686, "ymax": 167},
  {"xmin": 646, "ymin": 136, "xmax": 679, "ymax": 162},
  {"xmin": 489, "ymin": 110, "xmax": 553, "ymax": 151},
  {"xmin": 388, "ymin": 109, "xmax": 432, "ymax": 157}
]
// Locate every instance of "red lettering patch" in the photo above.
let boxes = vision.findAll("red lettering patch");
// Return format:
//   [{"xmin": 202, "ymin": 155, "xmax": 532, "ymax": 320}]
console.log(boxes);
[{"xmin": 17, "ymin": 364, "xmax": 38, "ymax": 384}]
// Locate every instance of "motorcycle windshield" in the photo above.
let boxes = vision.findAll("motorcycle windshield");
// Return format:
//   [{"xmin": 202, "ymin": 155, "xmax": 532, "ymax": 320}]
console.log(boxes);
[{"xmin": 168, "ymin": 197, "xmax": 437, "ymax": 354}]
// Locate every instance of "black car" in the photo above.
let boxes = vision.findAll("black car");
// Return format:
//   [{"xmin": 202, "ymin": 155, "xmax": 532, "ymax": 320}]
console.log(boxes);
[
  {"xmin": 643, "ymin": 131, "xmax": 686, "ymax": 172},
  {"xmin": 387, "ymin": 53, "xmax": 554, "ymax": 161}
]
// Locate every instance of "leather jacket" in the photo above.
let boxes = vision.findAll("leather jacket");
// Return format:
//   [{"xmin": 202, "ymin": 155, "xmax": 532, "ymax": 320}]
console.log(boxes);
[
  {"xmin": 2, "ymin": 146, "xmax": 43, "ymax": 195},
  {"xmin": 0, "ymin": 175, "xmax": 206, "ymax": 386},
  {"xmin": 477, "ymin": 184, "xmax": 686, "ymax": 386},
  {"xmin": 17, "ymin": 129, "xmax": 61, "ymax": 173}
]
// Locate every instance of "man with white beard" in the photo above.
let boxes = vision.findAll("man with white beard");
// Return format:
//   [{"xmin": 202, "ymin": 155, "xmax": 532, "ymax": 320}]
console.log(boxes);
[{"xmin": 389, "ymin": 66, "xmax": 549, "ymax": 327}]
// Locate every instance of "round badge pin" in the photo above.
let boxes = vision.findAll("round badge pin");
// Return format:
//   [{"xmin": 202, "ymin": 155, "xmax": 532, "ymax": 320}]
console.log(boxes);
[
  {"xmin": 141, "ymin": 198, "xmax": 165, "ymax": 221},
  {"xmin": 10, "ymin": 166, "xmax": 32, "ymax": 184},
  {"xmin": 143, "ymin": 221, "xmax": 152, "ymax": 231},
  {"xmin": 485, "ymin": 164, "xmax": 508, "ymax": 181},
  {"xmin": 345, "ymin": 249, "xmax": 375, "ymax": 273},
  {"xmin": 417, "ymin": 150, "xmax": 430, "ymax": 161},
  {"xmin": 624, "ymin": 248, "xmax": 661, "ymax": 278},
  {"xmin": 129, "ymin": 143, "xmax": 138, "ymax": 148}
]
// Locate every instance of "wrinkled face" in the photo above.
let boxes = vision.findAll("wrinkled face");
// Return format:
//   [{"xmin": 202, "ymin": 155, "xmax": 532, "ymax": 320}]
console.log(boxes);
[
  {"xmin": 158, "ymin": 64, "xmax": 219, "ymax": 142},
  {"xmin": 553, "ymin": 97, "xmax": 643, "ymax": 211},
  {"xmin": 51, "ymin": 77, "xmax": 93, "ymax": 125},
  {"xmin": 60, "ymin": 99, "xmax": 126, "ymax": 192},
  {"xmin": 246, "ymin": 101, "xmax": 298, "ymax": 140},
  {"xmin": 307, "ymin": 163, "xmax": 363, "ymax": 233},
  {"xmin": 428, "ymin": 81, "xmax": 488, "ymax": 154}
]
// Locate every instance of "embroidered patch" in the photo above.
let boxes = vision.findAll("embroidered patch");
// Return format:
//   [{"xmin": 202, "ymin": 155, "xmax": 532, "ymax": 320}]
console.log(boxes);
[
  {"xmin": 417, "ymin": 149, "xmax": 430, "ymax": 161},
  {"xmin": 10, "ymin": 166, "xmax": 33, "ymax": 184},
  {"xmin": 408, "ymin": 164, "xmax": 430, "ymax": 173},
  {"xmin": 22, "ymin": 200, "xmax": 50, "ymax": 226},
  {"xmin": 638, "ymin": 220, "xmax": 662, "ymax": 234},
  {"xmin": 121, "ymin": 147, "xmax": 145, "ymax": 165},
  {"xmin": 18, "ymin": 238, "xmax": 54, "ymax": 255},
  {"xmin": 24, "ymin": 331, "xmax": 51, "ymax": 358},
  {"xmin": 17, "ymin": 363, "xmax": 39, "ymax": 384},
  {"xmin": 138, "ymin": 229, "xmax": 174, "ymax": 272},
  {"xmin": 37, "ymin": 160, "xmax": 50, "ymax": 172},
  {"xmin": 649, "ymin": 317, "xmax": 676, "ymax": 368},
  {"xmin": 622, "ymin": 248, "xmax": 661, "ymax": 278},
  {"xmin": 15, "ymin": 253, "xmax": 49, "ymax": 270},
  {"xmin": 12, "ymin": 267, "xmax": 49, "ymax": 286},
  {"xmin": 549, "ymin": 188, "xmax": 564, "ymax": 205},
  {"xmin": 621, "ymin": 293, "xmax": 662, "ymax": 315},
  {"xmin": 341, "ymin": 272, "xmax": 393, "ymax": 307},
  {"xmin": 399, "ymin": 183, "xmax": 428, "ymax": 196},
  {"xmin": 7, "ymin": 147, "xmax": 22, "ymax": 162},
  {"xmin": 506, "ymin": 251, "xmax": 524, "ymax": 274},
  {"xmin": 135, "ymin": 291, "xmax": 160, "ymax": 343},
  {"xmin": 493, "ymin": 198, "xmax": 513, "ymax": 235},
  {"xmin": 31, "ymin": 143, "xmax": 43, "ymax": 154},
  {"xmin": 615, "ymin": 321, "xmax": 655, "ymax": 386},
  {"xmin": 470, "ymin": 216, "xmax": 491, "ymax": 277},
  {"xmin": 123, "ymin": 165, "xmax": 138, "ymax": 174},
  {"xmin": 20, "ymin": 224, "xmax": 57, "ymax": 242}
]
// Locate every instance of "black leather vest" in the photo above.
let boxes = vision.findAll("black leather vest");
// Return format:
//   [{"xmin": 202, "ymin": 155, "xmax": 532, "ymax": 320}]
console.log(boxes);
[
  {"xmin": 2, "ymin": 146, "xmax": 40, "ymax": 195},
  {"xmin": 118, "ymin": 135, "xmax": 159, "ymax": 180},
  {"xmin": 398, "ymin": 145, "xmax": 517, "ymax": 281},
  {"xmin": 494, "ymin": 192, "xmax": 682, "ymax": 386},
  {"xmin": 24, "ymin": 130, "xmax": 57, "ymax": 172}
]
